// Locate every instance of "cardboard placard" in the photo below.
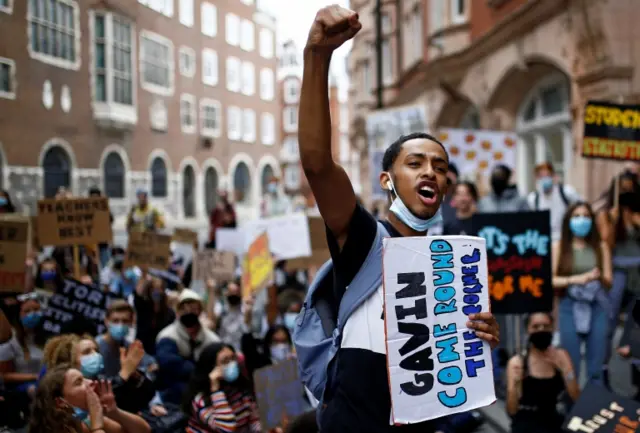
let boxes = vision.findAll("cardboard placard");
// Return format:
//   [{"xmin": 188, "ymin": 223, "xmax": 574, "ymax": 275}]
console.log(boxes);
[
  {"xmin": 194, "ymin": 250, "xmax": 236, "ymax": 282},
  {"xmin": 472, "ymin": 211, "xmax": 553, "ymax": 314},
  {"xmin": 0, "ymin": 217, "xmax": 29, "ymax": 292},
  {"xmin": 253, "ymin": 359, "xmax": 307, "ymax": 431},
  {"xmin": 583, "ymin": 100, "xmax": 640, "ymax": 162},
  {"xmin": 564, "ymin": 383, "xmax": 640, "ymax": 432},
  {"xmin": 125, "ymin": 231, "xmax": 172, "ymax": 269},
  {"xmin": 173, "ymin": 228, "xmax": 199, "ymax": 244},
  {"xmin": 285, "ymin": 217, "xmax": 330, "ymax": 271},
  {"xmin": 242, "ymin": 232, "xmax": 274, "ymax": 297},
  {"xmin": 383, "ymin": 235, "xmax": 495, "ymax": 423},
  {"xmin": 36, "ymin": 197, "xmax": 113, "ymax": 246},
  {"xmin": 244, "ymin": 213, "xmax": 312, "ymax": 260}
]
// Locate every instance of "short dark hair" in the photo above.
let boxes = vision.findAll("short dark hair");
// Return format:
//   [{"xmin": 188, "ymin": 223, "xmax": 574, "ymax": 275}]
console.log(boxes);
[
  {"xmin": 455, "ymin": 181, "xmax": 479, "ymax": 202},
  {"xmin": 448, "ymin": 162, "xmax": 459, "ymax": 177},
  {"xmin": 381, "ymin": 132, "xmax": 448, "ymax": 172}
]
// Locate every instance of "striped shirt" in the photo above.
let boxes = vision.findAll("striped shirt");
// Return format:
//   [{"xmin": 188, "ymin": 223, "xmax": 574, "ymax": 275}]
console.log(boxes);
[{"xmin": 187, "ymin": 388, "xmax": 261, "ymax": 433}]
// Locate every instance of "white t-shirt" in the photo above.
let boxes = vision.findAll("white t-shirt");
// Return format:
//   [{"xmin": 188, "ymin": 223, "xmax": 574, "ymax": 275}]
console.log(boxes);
[{"xmin": 527, "ymin": 184, "xmax": 581, "ymax": 241}]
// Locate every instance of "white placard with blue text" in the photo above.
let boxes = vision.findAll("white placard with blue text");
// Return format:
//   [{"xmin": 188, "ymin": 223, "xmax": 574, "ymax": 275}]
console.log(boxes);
[{"xmin": 383, "ymin": 235, "xmax": 495, "ymax": 424}]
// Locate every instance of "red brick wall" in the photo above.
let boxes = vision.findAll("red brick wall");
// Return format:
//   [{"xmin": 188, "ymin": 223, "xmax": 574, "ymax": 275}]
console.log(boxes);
[{"xmin": 469, "ymin": 0, "xmax": 528, "ymax": 41}]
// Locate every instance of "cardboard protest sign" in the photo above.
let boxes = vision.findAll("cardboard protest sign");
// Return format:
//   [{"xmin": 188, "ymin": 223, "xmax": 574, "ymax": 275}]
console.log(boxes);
[
  {"xmin": 42, "ymin": 278, "xmax": 116, "ymax": 335},
  {"xmin": 564, "ymin": 383, "xmax": 640, "ymax": 432},
  {"xmin": 472, "ymin": 211, "xmax": 553, "ymax": 314},
  {"xmin": 173, "ymin": 228, "xmax": 198, "ymax": 245},
  {"xmin": 125, "ymin": 231, "xmax": 172, "ymax": 269},
  {"xmin": 0, "ymin": 218, "xmax": 29, "ymax": 292},
  {"xmin": 383, "ymin": 236, "xmax": 495, "ymax": 423},
  {"xmin": 285, "ymin": 217, "xmax": 330, "ymax": 271},
  {"xmin": 244, "ymin": 213, "xmax": 312, "ymax": 260},
  {"xmin": 583, "ymin": 101, "xmax": 640, "ymax": 162},
  {"xmin": 194, "ymin": 250, "xmax": 236, "ymax": 282},
  {"xmin": 253, "ymin": 358, "xmax": 307, "ymax": 430},
  {"xmin": 242, "ymin": 232, "xmax": 274, "ymax": 297},
  {"xmin": 37, "ymin": 197, "xmax": 113, "ymax": 246}
]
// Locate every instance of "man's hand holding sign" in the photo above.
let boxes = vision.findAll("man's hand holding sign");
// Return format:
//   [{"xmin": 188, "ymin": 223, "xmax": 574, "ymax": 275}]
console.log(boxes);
[{"xmin": 294, "ymin": 5, "xmax": 500, "ymax": 433}]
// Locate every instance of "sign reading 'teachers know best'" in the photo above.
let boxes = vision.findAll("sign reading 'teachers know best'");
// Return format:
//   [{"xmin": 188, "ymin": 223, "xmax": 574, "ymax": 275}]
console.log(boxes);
[{"xmin": 583, "ymin": 100, "xmax": 640, "ymax": 162}]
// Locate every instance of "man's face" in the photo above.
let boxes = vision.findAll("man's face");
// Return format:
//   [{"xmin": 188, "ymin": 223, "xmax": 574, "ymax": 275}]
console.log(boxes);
[
  {"xmin": 226, "ymin": 283, "xmax": 240, "ymax": 297},
  {"xmin": 178, "ymin": 300, "xmax": 202, "ymax": 317},
  {"xmin": 380, "ymin": 138, "xmax": 449, "ymax": 219},
  {"xmin": 138, "ymin": 193, "xmax": 148, "ymax": 206},
  {"xmin": 106, "ymin": 311, "xmax": 134, "ymax": 327},
  {"xmin": 536, "ymin": 167, "xmax": 552, "ymax": 180}
]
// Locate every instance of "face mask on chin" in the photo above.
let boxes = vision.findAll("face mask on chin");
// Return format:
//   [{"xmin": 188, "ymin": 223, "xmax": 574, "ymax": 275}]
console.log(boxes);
[{"xmin": 386, "ymin": 178, "xmax": 442, "ymax": 232}]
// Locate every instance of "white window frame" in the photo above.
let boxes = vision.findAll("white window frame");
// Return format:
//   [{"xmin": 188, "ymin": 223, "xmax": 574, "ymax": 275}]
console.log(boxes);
[
  {"xmin": 179, "ymin": 46, "xmax": 196, "ymax": 78},
  {"xmin": 261, "ymin": 112, "xmax": 275, "ymax": 146},
  {"xmin": 226, "ymin": 56, "xmax": 241, "ymax": 92},
  {"xmin": 241, "ymin": 61, "xmax": 255, "ymax": 96},
  {"xmin": 283, "ymin": 106, "xmax": 298, "ymax": 133},
  {"xmin": 0, "ymin": 57, "xmax": 16, "ymax": 100},
  {"xmin": 200, "ymin": 98, "xmax": 222, "ymax": 138},
  {"xmin": 0, "ymin": 0, "xmax": 12, "ymax": 14},
  {"xmin": 429, "ymin": 0, "xmax": 445, "ymax": 34},
  {"xmin": 27, "ymin": 0, "xmax": 81, "ymax": 70},
  {"xmin": 240, "ymin": 0, "xmax": 254, "ymax": 4},
  {"xmin": 283, "ymin": 78, "xmax": 300, "ymax": 104},
  {"xmin": 242, "ymin": 109, "xmax": 256, "ymax": 143},
  {"xmin": 202, "ymin": 48, "xmax": 218, "ymax": 86},
  {"xmin": 180, "ymin": 93, "xmax": 196, "ymax": 134},
  {"xmin": 227, "ymin": 106, "xmax": 242, "ymax": 141},
  {"xmin": 201, "ymin": 2, "xmax": 217, "ymax": 37},
  {"xmin": 225, "ymin": 13, "xmax": 240, "ymax": 46},
  {"xmin": 89, "ymin": 11, "xmax": 137, "ymax": 123},
  {"xmin": 139, "ymin": 30, "xmax": 175, "ymax": 96},
  {"xmin": 179, "ymin": 0, "xmax": 194, "ymax": 27},
  {"xmin": 259, "ymin": 28, "xmax": 274, "ymax": 59},
  {"xmin": 284, "ymin": 165, "xmax": 300, "ymax": 190},
  {"xmin": 260, "ymin": 67, "xmax": 274, "ymax": 101},
  {"xmin": 240, "ymin": 19, "xmax": 255, "ymax": 52},
  {"xmin": 450, "ymin": 0, "xmax": 467, "ymax": 24},
  {"xmin": 142, "ymin": 0, "xmax": 173, "ymax": 17}
]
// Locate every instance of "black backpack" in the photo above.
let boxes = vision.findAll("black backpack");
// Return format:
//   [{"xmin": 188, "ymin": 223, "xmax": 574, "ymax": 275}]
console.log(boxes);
[{"xmin": 534, "ymin": 184, "xmax": 569, "ymax": 210}]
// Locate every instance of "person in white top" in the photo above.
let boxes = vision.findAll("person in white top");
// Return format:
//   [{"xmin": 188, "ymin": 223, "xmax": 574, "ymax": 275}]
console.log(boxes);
[{"xmin": 527, "ymin": 161, "xmax": 581, "ymax": 241}]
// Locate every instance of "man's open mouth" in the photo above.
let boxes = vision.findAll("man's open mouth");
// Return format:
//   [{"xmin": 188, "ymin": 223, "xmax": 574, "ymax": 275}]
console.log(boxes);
[{"xmin": 418, "ymin": 185, "xmax": 436, "ymax": 200}]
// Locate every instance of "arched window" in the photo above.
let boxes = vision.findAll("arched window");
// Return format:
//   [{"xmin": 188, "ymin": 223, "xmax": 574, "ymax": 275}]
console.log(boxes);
[
  {"xmin": 182, "ymin": 165, "xmax": 196, "ymax": 218},
  {"xmin": 42, "ymin": 146, "xmax": 71, "ymax": 198},
  {"xmin": 233, "ymin": 162, "xmax": 251, "ymax": 204},
  {"xmin": 103, "ymin": 152, "xmax": 125, "ymax": 198},
  {"xmin": 150, "ymin": 157, "xmax": 168, "ymax": 198},
  {"xmin": 204, "ymin": 167, "xmax": 219, "ymax": 213},
  {"xmin": 261, "ymin": 164, "xmax": 275, "ymax": 195}
]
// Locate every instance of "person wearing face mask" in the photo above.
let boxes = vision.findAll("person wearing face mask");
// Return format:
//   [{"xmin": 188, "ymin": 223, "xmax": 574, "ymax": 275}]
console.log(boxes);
[
  {"xmin": 133, "ymin": 275, "xmax": 175, "ymax": 355},
  {"xmin": 526, "ymin": 162, "xmax": 581, "ymax": 241},
  {"xmin": 216, "ymin": 282, "xmax": 252, "ymax": 352},
  {"xmin": 156, "ymin": 290, "xmax": 220, "ymax": 405},
  {"xmin": 183, "ymin": 343, "xmax": 264, "ymax": 433},
  {"xmin": 552, "ymin": 202, "xmax": 612, "ymax": 385},
  {"xmin": 261, "ymin": 176, "xmax": 292, "ymax": 218},
  {"xmin": 506, "ymin": 312, "xmax": 580, "ymax": 433},
  {"xmin": 478, "ymin": 164, "xmax": 529, "ymax": 213},
  {"xmin": 34, "ymin": 258, "xmax": 65, "ymax": 291}
]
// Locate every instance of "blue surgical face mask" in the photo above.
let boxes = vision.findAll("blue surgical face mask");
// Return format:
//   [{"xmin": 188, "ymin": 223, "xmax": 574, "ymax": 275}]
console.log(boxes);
[
  {"xmin": 21, "ymin": 311, "xmax": 42, "ymax": 329},
  {"xmin": 223, "ymin": 361, "xmax": 240, "ymax": 382},
  {"xmin": 284, "ymin": 312, "xmax": 298, "ymax": 331},
  {"xmin": 387, "ymin": 178, "xmax": 442, "ymax": 232},
  {"xmin": 0, "ymin": 197, "xmax": 7, "ymax": 206},
  {"xmin": 80, "ymin": 352, "xmax": 104, "ymax": 378},
  {"xmin": 569, "ymin": 216, "xmax": 592, "ymax": 238},
  {"xmin": 41, "ymin": 270, "xmax": 57, "ymax": 281},
  {"xmin": 538, "ymin": 176, "xmax": 554, "ymax": 192},
  {"xmin": 108, "ymin": 323, "xmax": 130, "ymax": 341},
  {"xmin": 124, "ymin": 269, "xmax": 138, "ymax": 282},
  {"xmin": 270, "ymin": 343, "xmax": 291, "ymax": 363}
]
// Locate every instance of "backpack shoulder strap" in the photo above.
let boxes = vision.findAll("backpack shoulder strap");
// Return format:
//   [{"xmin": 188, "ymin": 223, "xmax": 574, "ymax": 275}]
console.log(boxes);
[
  {"xmin": 534, "ymin": 191, "xmax": 539, "ymax": 210},
  {"xmin": 336, "ymin": 222, "xmax": 389, "ymax": 331},
  {"xmin": 558, "ymin": 183, "xmax": 569, "ymax": 206}
]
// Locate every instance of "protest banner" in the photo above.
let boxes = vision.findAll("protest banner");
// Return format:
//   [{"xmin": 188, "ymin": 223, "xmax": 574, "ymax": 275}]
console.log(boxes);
[
  {"xmin": 36, "ymin": 197, "xmax": 113, "ymax": 246},
  {"xmin": 173, "ymin": 228, "xmax": 198, "ymax": 245},
  {"xmin": 253, "ymin": 358, "xmax": 307, "ymax": 431},
  {"xmin": 241, "ymin": 232, "xmax": 274, "ymax": 297},
  {"xmin": 564, "ymin": 383, "xmax": 640, "ymax": 433},
  {"xmin": 383, "ymin": 235, "xmax": 495, "ymax": 423},
  {"xmin": 285, "ymin": 217, "xmax": 330, "ymax": 271},
  {"xmin": 583, "ymin": 100, "xmax": 640, "ymax": 162},
  {"xmin": 437, "ymin": 128, "xmax": 517, "ymax": 180},
  {"xmin": 243, "ymin": 213, "xmax": 312, "ymax": 260},
  {"xmin": 42, "ymin": 278, "xmax": 115, "ymax": 335},
  {"xmin": 472, "ymin": 211, "xmax": 553, "ymax": 314},
  {"xmin": 0, "ymin": 217, "xmax": 29, "ymax": 292},
  {"xmin": 193, "ymin": 250, "xmax": 236, "ymax": 282},
  {"xmin": 125, "ymin": 231, "xmax": 172, "ymax": 269},
  {"xmin": 215, "ymin": 228, "xmax": 245, "ymax": 257}
]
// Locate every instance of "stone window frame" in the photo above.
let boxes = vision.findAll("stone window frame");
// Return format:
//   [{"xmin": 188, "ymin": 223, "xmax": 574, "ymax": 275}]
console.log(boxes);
[
  {"xmin": 0, "ymin": 0, "xmax": 13, "ymax": 14},
  {"xmin": 202, "ymin": 48, "xmax": 219, "ymax": 87},
  {"xmin": 180, "ymin": 93, "xmax": 197, "ymax": 135},
  {"xmin": 139, "ymin": 30, "xmax": 175, "ymax": 97},
  {"xmin": 0, "ymin": 57, "xmax": 16, "ymax": 100},
  {"xmin": 200, "ymin": 98, "xmax": 222, "ymax": 138},
  {"xmin": 261, "ymin": 112, "xmax": 275, "ymax": 146}
]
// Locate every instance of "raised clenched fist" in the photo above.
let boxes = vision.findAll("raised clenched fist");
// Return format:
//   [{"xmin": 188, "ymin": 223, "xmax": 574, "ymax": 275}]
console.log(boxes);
[{"xmin": 305, "ymin": 5, "xmax": 361, "ymax": 53}]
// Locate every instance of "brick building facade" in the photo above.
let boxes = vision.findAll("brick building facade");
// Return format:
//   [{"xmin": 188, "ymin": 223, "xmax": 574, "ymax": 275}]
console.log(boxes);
[
  {"xmin": 0, "ymin": 0, "xmax": 280, "ymax": 228},
  {"xmin": 348, "ymin": 0, "xmax": 640, "ymax": 205}
]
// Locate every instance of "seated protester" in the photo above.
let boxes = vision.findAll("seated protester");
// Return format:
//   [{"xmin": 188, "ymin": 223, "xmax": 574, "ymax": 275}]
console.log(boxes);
[
  {"xmin": 183, "ymin": 343, "xmax": 263, "ymax": 433},
  {"xmin": 1, "ymin": 292, "xmax": 46, "ymax": 398},
  {"xmin": 33, "ymin": 257, "xmax": 66, "ymax": 292},
  {"xmin": 156, "ymin": 289, "xmax": 220, "ymax": 405},
  {"xmin": 506, "ymin": 312, "xmax": 580, "ymax": 433},
  {"xmin": 29, "ymin": 364, "xmax": 151, "ymax": 433},
  {"xmin": 134, "ymin": 274, "xmax": 175, "ymax": 356},
  {"xmin": 241, "ymin": 324, "xmax": 293, "ymax": 378},
  {"xmin": 276, "ymin": 290, "xmax": 303, "ymax": 336},
  {"xmin": 108, "ymin": 262, "xmax": 141, "ymax": 300}
]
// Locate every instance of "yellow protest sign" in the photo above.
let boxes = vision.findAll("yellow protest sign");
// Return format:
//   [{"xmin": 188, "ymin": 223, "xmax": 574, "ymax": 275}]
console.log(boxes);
[{"xmin": 242, "ymin": 232, "xmax": 273, "ymax": 297}]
